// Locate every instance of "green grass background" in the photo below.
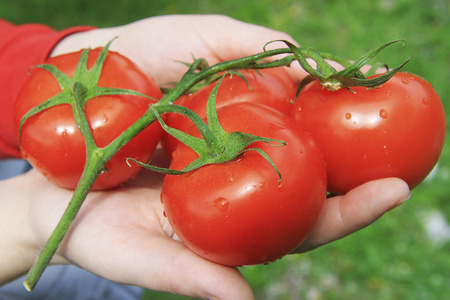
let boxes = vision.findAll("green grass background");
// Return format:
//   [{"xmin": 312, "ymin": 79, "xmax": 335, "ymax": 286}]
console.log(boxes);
[{"xmin": 1, "ymin": 0, "xmax": 449, "ymax": 299}]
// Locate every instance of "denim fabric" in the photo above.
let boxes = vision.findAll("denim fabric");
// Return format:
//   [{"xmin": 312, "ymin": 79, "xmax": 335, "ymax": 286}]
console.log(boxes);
[{"xmin": 0, "ymin": 265, "xmax": 142, "ymax": 300}]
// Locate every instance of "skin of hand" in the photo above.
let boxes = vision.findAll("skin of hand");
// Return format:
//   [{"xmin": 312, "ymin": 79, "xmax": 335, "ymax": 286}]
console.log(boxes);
[
  {"xmin": 50, "ymin": 14, "xmax": 309, "ymax": 85},
  {"xmin": 1, "ymin": 14, "xmax": 411, "ymax": 300}
]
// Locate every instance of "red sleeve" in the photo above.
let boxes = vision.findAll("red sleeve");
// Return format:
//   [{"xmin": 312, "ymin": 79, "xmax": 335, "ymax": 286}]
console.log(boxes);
[{"xmin": 0, "ymin": 19, "xmax": 95, "ymax": 158}]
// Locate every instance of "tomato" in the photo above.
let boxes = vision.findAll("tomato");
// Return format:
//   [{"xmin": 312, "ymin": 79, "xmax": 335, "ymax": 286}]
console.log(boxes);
[
  {"xmin": 14, "ymin": 48, "xmax": 163, "ymax": 190},
  {"xmin": 291, "ymin": 72, "xmax": 446, "ymax": 194},
  {"xmin": 161, "ymin": 102, "xmax": 327, "ymax": 266},
  {"xmin": 162, "ymin": 68, "xmax": 297, "ymax": 157}
]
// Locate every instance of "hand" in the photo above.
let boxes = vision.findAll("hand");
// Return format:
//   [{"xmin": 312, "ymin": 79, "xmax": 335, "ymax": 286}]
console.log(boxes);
[{"xmin": 1, "ymin": 149, "xmax": 410, "ymax": 300}]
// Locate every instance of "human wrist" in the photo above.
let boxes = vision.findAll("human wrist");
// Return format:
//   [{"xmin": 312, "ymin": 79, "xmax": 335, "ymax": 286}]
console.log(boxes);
[
  {"xmin": 0, "ymin": 172, "xmax": 69, "ymax": 285},
  {"xmin": 0, "ymin": 174, "xmax": 40, "ymax": 283}
]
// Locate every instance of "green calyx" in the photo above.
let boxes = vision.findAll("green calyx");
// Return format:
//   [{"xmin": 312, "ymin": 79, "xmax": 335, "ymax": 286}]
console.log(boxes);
[
  {"xmin": 18, "ymin": 39, "xmax": 156, "ymax": 146},
  {"xmin": 272, "ymin": 39, "xmax": 411, "ymax": 93},
  {"xmin": 128, "ymin": 73, "xmax": 286, "ymax": 180}
]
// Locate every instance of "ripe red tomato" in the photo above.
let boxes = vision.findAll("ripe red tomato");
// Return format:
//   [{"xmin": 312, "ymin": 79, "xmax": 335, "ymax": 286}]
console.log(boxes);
[
  {"xmin": 162, "ymin": 68, "xmax": 297, "ymax": 157},
  {"xmin": 161, "ymin": 102, "xmax": 327, "ymax": 267},
  {"xmin": 14, "ymin": 48, "xmax": 163, "ymax": 190},
  {"xmin": 291, "ymin": 72, "xmax": 446, "ymax": 194}
]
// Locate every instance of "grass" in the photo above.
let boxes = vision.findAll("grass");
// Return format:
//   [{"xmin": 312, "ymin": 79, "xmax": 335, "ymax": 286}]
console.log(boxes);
[{"xmin": 2, "ymin": 0, "xmax": 449, "ymax": 299}]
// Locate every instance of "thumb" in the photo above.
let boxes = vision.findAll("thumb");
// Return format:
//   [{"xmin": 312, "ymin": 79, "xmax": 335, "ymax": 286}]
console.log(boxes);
[{"xmin": 295, "ymin": 177, "xmax": 411, "ymax": 253}]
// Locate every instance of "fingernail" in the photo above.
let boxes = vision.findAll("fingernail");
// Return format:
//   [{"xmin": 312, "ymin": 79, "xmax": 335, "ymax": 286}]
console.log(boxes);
[
  {"xmin": 206, "ymin": 296, "xmax": 219, "ymax": 300},
  {"xmin": 396, "ymin": 192, "xmax": 411, "ymax": 207}
]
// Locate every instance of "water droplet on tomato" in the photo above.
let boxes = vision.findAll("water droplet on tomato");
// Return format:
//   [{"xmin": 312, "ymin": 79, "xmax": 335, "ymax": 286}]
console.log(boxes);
[
  {"xmin": 362, "ymin": 154, "xmax": 368, "ymax": 160},
  {"xmin": 379, "ymin": 109, "xmax": 388, "ymax": 119},
  {"xmin": 213, "ymin": 197, "xmax": 229, "ymax": 212},
  {"xmin": 383, "ymin": 145, "xmax": 390, "ymax": 155},
  {"xmin": 227, "ymin": 176, "xmax": 235, "ymax": 183},
  {"xmin": 299, "ymin": 149, "xmax": 304, "ymax": 154},
  {"xmin": 345, "ymin": 113, "xmax": 352, "ymax": 120},
  {"xmin": 422, "ymin": 97, "xmax": 430, "ymax": 105},
  {"xmin": 401, "ymin": 78, "xmax": 409, "ymax": 85},
  {"xmin": 278, "ymin": 179, "xmax": 286, "ymax": 191}
]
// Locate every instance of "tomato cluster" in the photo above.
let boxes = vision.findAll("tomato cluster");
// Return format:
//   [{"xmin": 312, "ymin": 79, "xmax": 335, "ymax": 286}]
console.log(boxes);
[{"xmin": 15, "ymin": 44, "xmax": 445, "ymax": 268}]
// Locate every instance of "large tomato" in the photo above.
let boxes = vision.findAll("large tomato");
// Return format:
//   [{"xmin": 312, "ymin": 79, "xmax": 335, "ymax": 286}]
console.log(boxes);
[
  {"xmin": 162, "ymin": 68, "xmax": 297, "ymax": 157},
  {"xmin": 161, "ymin": 102, "xmax": 327, "ymax": 267},
  {"xmin": 14, "ymin": 48, "xmax": 163, "ymax": 190},
  {"xmin": 291, "ymin": 72, "xmax": 446, "ymax": 194}
]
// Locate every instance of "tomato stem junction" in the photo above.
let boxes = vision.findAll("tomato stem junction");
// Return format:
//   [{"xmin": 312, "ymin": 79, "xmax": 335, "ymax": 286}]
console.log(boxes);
[{"xmin": 128, "ymin": 74, "xmax": 286, "ymax": 179}]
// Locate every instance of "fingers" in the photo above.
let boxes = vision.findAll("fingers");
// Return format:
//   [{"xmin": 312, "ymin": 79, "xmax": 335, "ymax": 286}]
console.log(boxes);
[
  {"xmin": 205, "ymin": 15, "xmax": 297, "ymax": 59},
  {"xmin": 51, "ymin": 14, "xmax": 309, "ymax": 85},
  {"xmin": 294, "ymin": 177, "xmax": 411, "ymax": 253},
  {"xmin": 201, "ymin": 15, "xmax": 308, "ymax": 82},
  {"xmin": 115, "ymin": 14, "xmax": 308, "ymax": 84}
]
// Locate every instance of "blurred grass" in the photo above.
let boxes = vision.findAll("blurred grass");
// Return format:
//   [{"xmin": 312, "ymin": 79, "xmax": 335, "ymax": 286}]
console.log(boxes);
[{"xmin": 2, "ymin": 0, "xmax": 449, "ymax": 299}]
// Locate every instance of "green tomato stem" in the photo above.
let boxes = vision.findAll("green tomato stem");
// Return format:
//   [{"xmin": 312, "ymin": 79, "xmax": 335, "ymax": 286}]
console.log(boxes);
[{"xmin": 23, "ymin": 148, "xmax": 105, "ymax": 291}]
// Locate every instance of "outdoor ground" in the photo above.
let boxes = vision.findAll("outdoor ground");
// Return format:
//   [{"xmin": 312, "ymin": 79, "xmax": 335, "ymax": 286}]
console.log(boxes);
[{"xmin": 2, "ymin": 0, "xmax": 449, "ymax": 299}]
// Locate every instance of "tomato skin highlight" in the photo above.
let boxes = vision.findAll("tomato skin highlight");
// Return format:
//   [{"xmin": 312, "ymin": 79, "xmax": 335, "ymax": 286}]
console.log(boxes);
[
  {"xmin": 291, "ymin": 72, "xmax": 446, "ymax": 194},
  {"xmin": 162, "ymin": 103, "xmax": 327, "ymax": 266},
  {"xmin": 162, "ymin": 68, "xmax": 297, "ymax": 157},
  {"xmin": 14, "ymin": 48, "xmax": 163, "ymax": 190}
]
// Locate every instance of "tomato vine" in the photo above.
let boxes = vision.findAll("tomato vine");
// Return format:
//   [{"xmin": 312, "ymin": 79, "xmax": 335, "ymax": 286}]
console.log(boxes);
[{"xmin": 20, "ymin": 39, "xmax": 410, "ymax": 290}]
